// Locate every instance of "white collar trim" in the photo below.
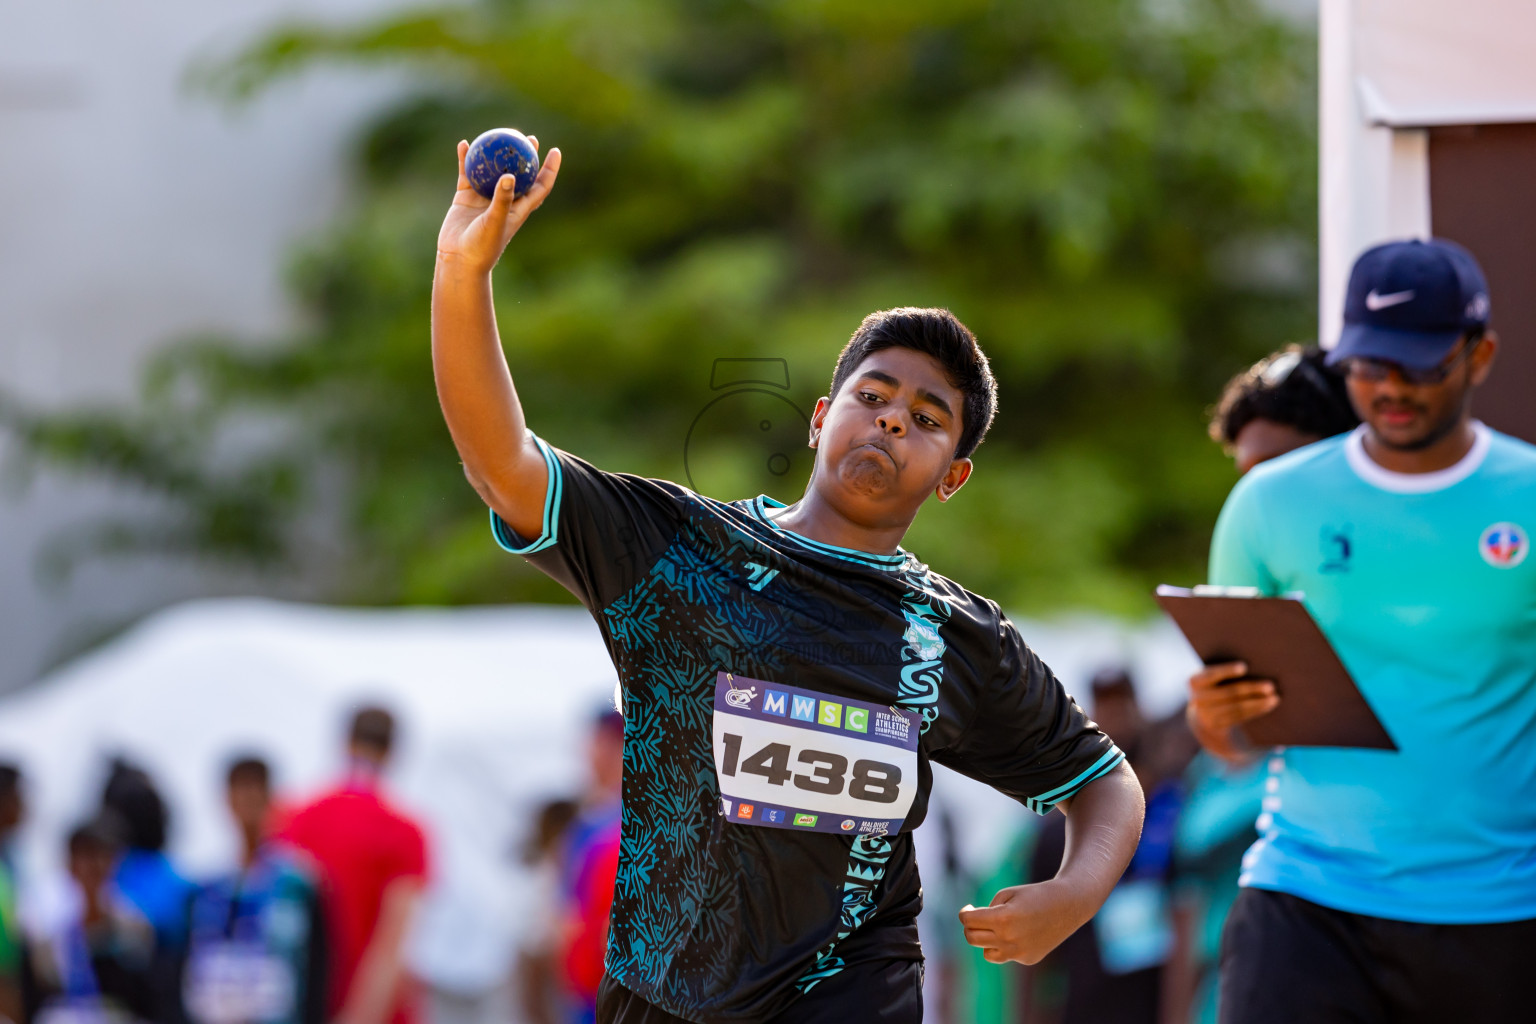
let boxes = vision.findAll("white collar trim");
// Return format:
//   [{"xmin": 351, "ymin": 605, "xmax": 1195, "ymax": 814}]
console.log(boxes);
[{"xmin": 1344, "ymin": 421, "xmax": 1491, "ymax": 494}]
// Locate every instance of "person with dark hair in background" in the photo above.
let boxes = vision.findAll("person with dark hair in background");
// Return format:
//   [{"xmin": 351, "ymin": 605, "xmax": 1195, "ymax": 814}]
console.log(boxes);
[
  {"xmin": 0, "ymin": 765, "xmax": 25, "ymax": 1024},
  {"xmin": 22, "ymin": 817, "xmax": 157, "ymax": 1024},
  {"xmin": 558, "ymin": 712, "xmax": 623, "ymax": 1024},
  {"xmin": 281, "ymin": 708, "xmax": 428, "ymax": 1024},
  {"xmin": 515, "ymin": 799, "xmax": 579, "ymax": 1024},
  {"xmin": 1160, "ymin": 343, "xmax": 1363, "ymax": 1024},
  {"xmin": 1208, "ymin": 344, "xmax": 1359, "ymax": 475},
  {"xmin": 100, "ymin": 761, "xmax": 195, "ymax": 951},
  {"xmin": 1016, "ymin": 670, "xmax": 1181, "ymax": 1024},
  {"xmin": 182, "ymin": 758, "xmax": 327, "ymax": 1024}
]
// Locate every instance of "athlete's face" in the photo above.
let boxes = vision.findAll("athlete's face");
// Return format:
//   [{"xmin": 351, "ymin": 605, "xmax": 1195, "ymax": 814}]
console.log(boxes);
[
  {"xmin": 1343, "ymin": 335, "xmax": 1496, "ymax": 452},
  {"xmin": 809, "ymin": 348, "xmax": 972, "ymax": 524}
]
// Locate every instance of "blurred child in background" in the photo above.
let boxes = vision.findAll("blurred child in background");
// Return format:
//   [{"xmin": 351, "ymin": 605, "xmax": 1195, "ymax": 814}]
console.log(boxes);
[
  {"xmin": 514, "ymin": 799, "xmax": 577, "ymax": 1024},
  {"xmin": 182, "ymin": 758, "xmax": 327, "ymax": 1024},
  {"xmin": 0, "ymin": 766, "xmax": 25, "ymax": 1024},
  {"xmin": 556, "ymin": 712, "xmax": 622, "ymax": 1024},
  {"xmin": 23, "ymin": 817, "xmax": 156, "ymax": 1024},
  {"xmin": 100, "ymin": 763, "xmax": 194, "ymax": 954}
]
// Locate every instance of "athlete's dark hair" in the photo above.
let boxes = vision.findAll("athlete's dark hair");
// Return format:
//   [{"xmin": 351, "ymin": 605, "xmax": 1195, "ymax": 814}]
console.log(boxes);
[
  {"xmin": 101, "ymin": 759, "xmax": 169, "ymax": 852},
  {"xmin": 349, "ymin": 706, "xmax": 396, "ymax": 755},
  {"xmin": 226, "ymin": 756, "xmax": 270, "ymax": 790},
  {"xmin": 828, "ymin": 308, "xmax": 997, "ymax": 460},
  {"xmin": 1209, "ymin": 344, "xmax": 1359, "ymax": 447}
]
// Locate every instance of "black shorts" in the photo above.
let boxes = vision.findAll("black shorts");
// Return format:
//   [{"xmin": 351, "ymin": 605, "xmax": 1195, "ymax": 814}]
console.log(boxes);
[
  {"xmin": 596, "ymin": 957, "xmax": 924, "ymax": 1024},
  {"xmin": 1218, "ymin": 887, "xmax": 1536, "ymax": 1024}
]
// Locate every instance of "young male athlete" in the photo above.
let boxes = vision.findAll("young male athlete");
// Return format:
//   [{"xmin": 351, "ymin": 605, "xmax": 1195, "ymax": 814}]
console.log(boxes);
[
  {"xmin": 1188, "ymin": 239, "xmax": 1536, "ymax": 1023},
  {"xmin": 433, "ymin": 140, "xmax": 1145, "ymax": 1023}
]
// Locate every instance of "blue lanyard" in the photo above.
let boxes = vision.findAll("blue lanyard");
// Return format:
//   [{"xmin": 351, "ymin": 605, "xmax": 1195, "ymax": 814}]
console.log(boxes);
[
  {"xmin": 56, "ymin": 920, "xmax": 100, "ymax": 1000},
  {"xmin": 194, "ymin": 848, "xmax": 282, "ymax": 946}
]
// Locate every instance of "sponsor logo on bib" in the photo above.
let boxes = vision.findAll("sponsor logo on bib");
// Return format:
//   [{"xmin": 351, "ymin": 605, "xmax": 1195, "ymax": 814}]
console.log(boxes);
[{"xmin": 1480, "ymin": 522, "xmax": 1528, "ymax": 568}]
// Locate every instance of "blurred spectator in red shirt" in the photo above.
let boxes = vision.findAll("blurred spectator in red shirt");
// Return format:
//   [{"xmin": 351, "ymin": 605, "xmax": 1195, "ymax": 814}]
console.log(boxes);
[{"xmin": 282, "ymin": 708, "xmax": 429, "ymax": 1024}]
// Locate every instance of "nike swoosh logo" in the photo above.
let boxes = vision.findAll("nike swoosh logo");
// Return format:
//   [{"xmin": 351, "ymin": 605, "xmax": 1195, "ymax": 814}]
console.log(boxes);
[{"xmin": 1366, "ymin": 289, "xmax": 1415, "ymax": 311}]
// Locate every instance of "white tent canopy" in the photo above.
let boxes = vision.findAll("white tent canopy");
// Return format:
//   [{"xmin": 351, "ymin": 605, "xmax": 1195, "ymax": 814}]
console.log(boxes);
[{"xmin": 0, "ymin": 598, "xmax": 1197, "ymax": 999}]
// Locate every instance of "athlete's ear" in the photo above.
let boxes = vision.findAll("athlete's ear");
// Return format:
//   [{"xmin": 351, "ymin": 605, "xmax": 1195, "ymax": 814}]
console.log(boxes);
[
  {"xmin": 808, "ymin": 397, "xmax": 831, "ymax": 448},
  {"xmin": 934, "ymin": 458, "xmax": 972, "ymax": 502}
]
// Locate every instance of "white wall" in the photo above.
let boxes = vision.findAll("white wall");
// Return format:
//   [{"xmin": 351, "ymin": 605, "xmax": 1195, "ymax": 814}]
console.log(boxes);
[
  {"xmin": 1318, "ymin": 0, "xmax": 1536, "ymax": 344},
  {"xmin": 0, "ymin": 0, "xmax": 409, "ymax": 690}
]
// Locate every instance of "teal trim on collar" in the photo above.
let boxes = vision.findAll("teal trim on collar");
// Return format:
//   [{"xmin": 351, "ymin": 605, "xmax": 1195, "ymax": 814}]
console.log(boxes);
[{"xmin": 750, "ymin": 496, "xmax": 910, "ymax": 571}]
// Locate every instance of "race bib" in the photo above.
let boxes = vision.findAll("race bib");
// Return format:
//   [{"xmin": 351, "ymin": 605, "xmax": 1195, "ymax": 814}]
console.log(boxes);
[
  {"xmin": 712, "ymin": 671, "xmax": 920, "ymax": 837},
  {"xmin": 36, "ymin": 1000, "xmax": 125, "ymax": 1024},
  {"xmin": 184, "ymin": 944, "xmax": 296, "ymax": 1024}
]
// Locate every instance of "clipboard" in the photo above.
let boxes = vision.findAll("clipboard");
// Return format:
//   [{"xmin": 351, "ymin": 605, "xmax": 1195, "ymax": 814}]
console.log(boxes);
[{"xmin": 1155, "ymin": 585, "xmax": 1396, "ymax": 751}]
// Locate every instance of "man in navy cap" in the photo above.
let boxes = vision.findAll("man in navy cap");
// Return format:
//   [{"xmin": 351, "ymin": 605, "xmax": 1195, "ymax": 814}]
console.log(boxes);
[{"xmin": 1185, "ymin": 238, "xmax": 1536, "ymax": 1023}]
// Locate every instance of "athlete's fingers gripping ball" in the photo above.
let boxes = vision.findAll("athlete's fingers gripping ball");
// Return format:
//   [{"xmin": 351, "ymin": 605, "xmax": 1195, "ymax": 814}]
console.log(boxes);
[
  {"xmin": 440, "ymin": 134, "xmax": 561, "ymax": 276},
  {"xmin": 465, "ymin": 127, "xmax": 541, "ymax": 199}
]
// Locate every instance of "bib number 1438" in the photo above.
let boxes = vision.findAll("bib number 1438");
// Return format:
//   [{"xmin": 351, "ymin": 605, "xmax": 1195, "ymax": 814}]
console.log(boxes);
[
  {"xmin": 711, "ymin": 672, "xmax": 920, "ymax": 835},
  {"xmin": 717, "ymin": 733, "xmax": 902, "ymax": 803}
]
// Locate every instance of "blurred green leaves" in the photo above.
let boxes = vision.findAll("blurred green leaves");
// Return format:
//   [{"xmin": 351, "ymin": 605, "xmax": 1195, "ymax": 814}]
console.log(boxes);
[{"xmin": 6, "ymin": 0, "xmax": 1316, "ymax": 615}]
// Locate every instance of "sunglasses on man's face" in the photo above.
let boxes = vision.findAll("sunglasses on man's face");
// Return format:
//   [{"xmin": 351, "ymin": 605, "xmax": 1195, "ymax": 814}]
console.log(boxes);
[{"xmin": 1341, "ymin": 337, "xmax": 1479, "ymax": 386}]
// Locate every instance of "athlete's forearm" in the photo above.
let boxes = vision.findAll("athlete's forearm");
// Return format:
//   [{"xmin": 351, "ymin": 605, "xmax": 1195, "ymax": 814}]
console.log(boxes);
[
  {"xmin": 957, "ymin": 761, "xmax": 1144, "ymax": 965},
  {"xmin": 431, "ymin": 256, "xmax": 546, "ymax": 535},
  {"xmin": 1053, "ymin": 761, "xmax": 1144, "ymax": 915}
]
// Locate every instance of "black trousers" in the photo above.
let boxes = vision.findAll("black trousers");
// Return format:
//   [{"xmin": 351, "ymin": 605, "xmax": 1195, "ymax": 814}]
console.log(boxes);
[
  {"xmin": 1218, "ymin": 887, "xmax": 1536, "ymax": 1024},
  {"xmin": 596, "ymin": 957, "xmax": 923, "ymax": 1024}
]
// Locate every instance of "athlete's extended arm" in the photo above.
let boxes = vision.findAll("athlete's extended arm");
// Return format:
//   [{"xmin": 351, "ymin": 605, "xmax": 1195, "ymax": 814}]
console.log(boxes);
[
  {"xmin": 958, "ymin": 760, "xmax": 1144, "ymax": 965},
  {"xmin": 432, "ymin": 139, "xmax": 562, "ymax": 540}
]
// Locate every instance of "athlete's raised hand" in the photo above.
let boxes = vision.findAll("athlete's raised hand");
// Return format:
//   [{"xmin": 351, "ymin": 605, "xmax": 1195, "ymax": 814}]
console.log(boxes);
[
  {"xmin": 437, "ymin": 137, "xmax": 562, "ymax": 275},
  {"xmin": 1186, "ymin": 661, "xmax": 1277, "ymax": 763},
  {"xmin": 431, "ymin": 139, "xmax": 558, "ymax": 540}
]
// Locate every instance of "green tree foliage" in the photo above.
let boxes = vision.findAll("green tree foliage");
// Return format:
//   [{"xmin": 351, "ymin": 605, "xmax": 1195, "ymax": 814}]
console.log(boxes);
[{"xmin": 2, "ymin": 0, "xmax": 1317, "ymax": 614}]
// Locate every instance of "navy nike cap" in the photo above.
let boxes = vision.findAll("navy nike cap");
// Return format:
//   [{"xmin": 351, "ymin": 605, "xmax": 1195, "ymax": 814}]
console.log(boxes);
[{"xmin": 1330, "ymin": 238, "xmax": 1491, "ymax": 371}]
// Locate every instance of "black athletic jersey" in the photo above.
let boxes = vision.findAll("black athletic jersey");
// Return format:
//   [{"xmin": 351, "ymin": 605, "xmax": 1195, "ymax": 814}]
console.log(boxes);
[{"xmin": 492, "ymin": 438, "xmax": 1124, "ymax": 1024}]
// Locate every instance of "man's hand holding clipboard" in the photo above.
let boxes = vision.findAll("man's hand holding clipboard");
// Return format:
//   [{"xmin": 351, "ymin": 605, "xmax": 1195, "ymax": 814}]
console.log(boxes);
[
  {"xmin": 1187, "ymin": 659, "xmax": 1281, "ymax": 763},
  {"xmin": 1156, "ymin": 585, "xmax": 1396, "ymax": 761}
]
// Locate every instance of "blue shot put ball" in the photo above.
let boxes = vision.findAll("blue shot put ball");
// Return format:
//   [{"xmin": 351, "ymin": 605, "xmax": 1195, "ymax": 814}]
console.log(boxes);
[{"xmin": 465, "ymin": 128, "xmax": 540, "ymax": 200}]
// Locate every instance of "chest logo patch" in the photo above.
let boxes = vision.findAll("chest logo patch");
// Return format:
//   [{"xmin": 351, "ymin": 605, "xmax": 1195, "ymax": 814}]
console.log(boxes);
[
  {"xmin": 1480, "ymin": 522, "xmax": 1528, "ymax": 568},
  {"xmin": 1319, "ymin": 524, "xmax": 1353, "ymax": 573},
  {"xmin": 713, "ymin": 672, "xmax": 919, "ymax": 836}
]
